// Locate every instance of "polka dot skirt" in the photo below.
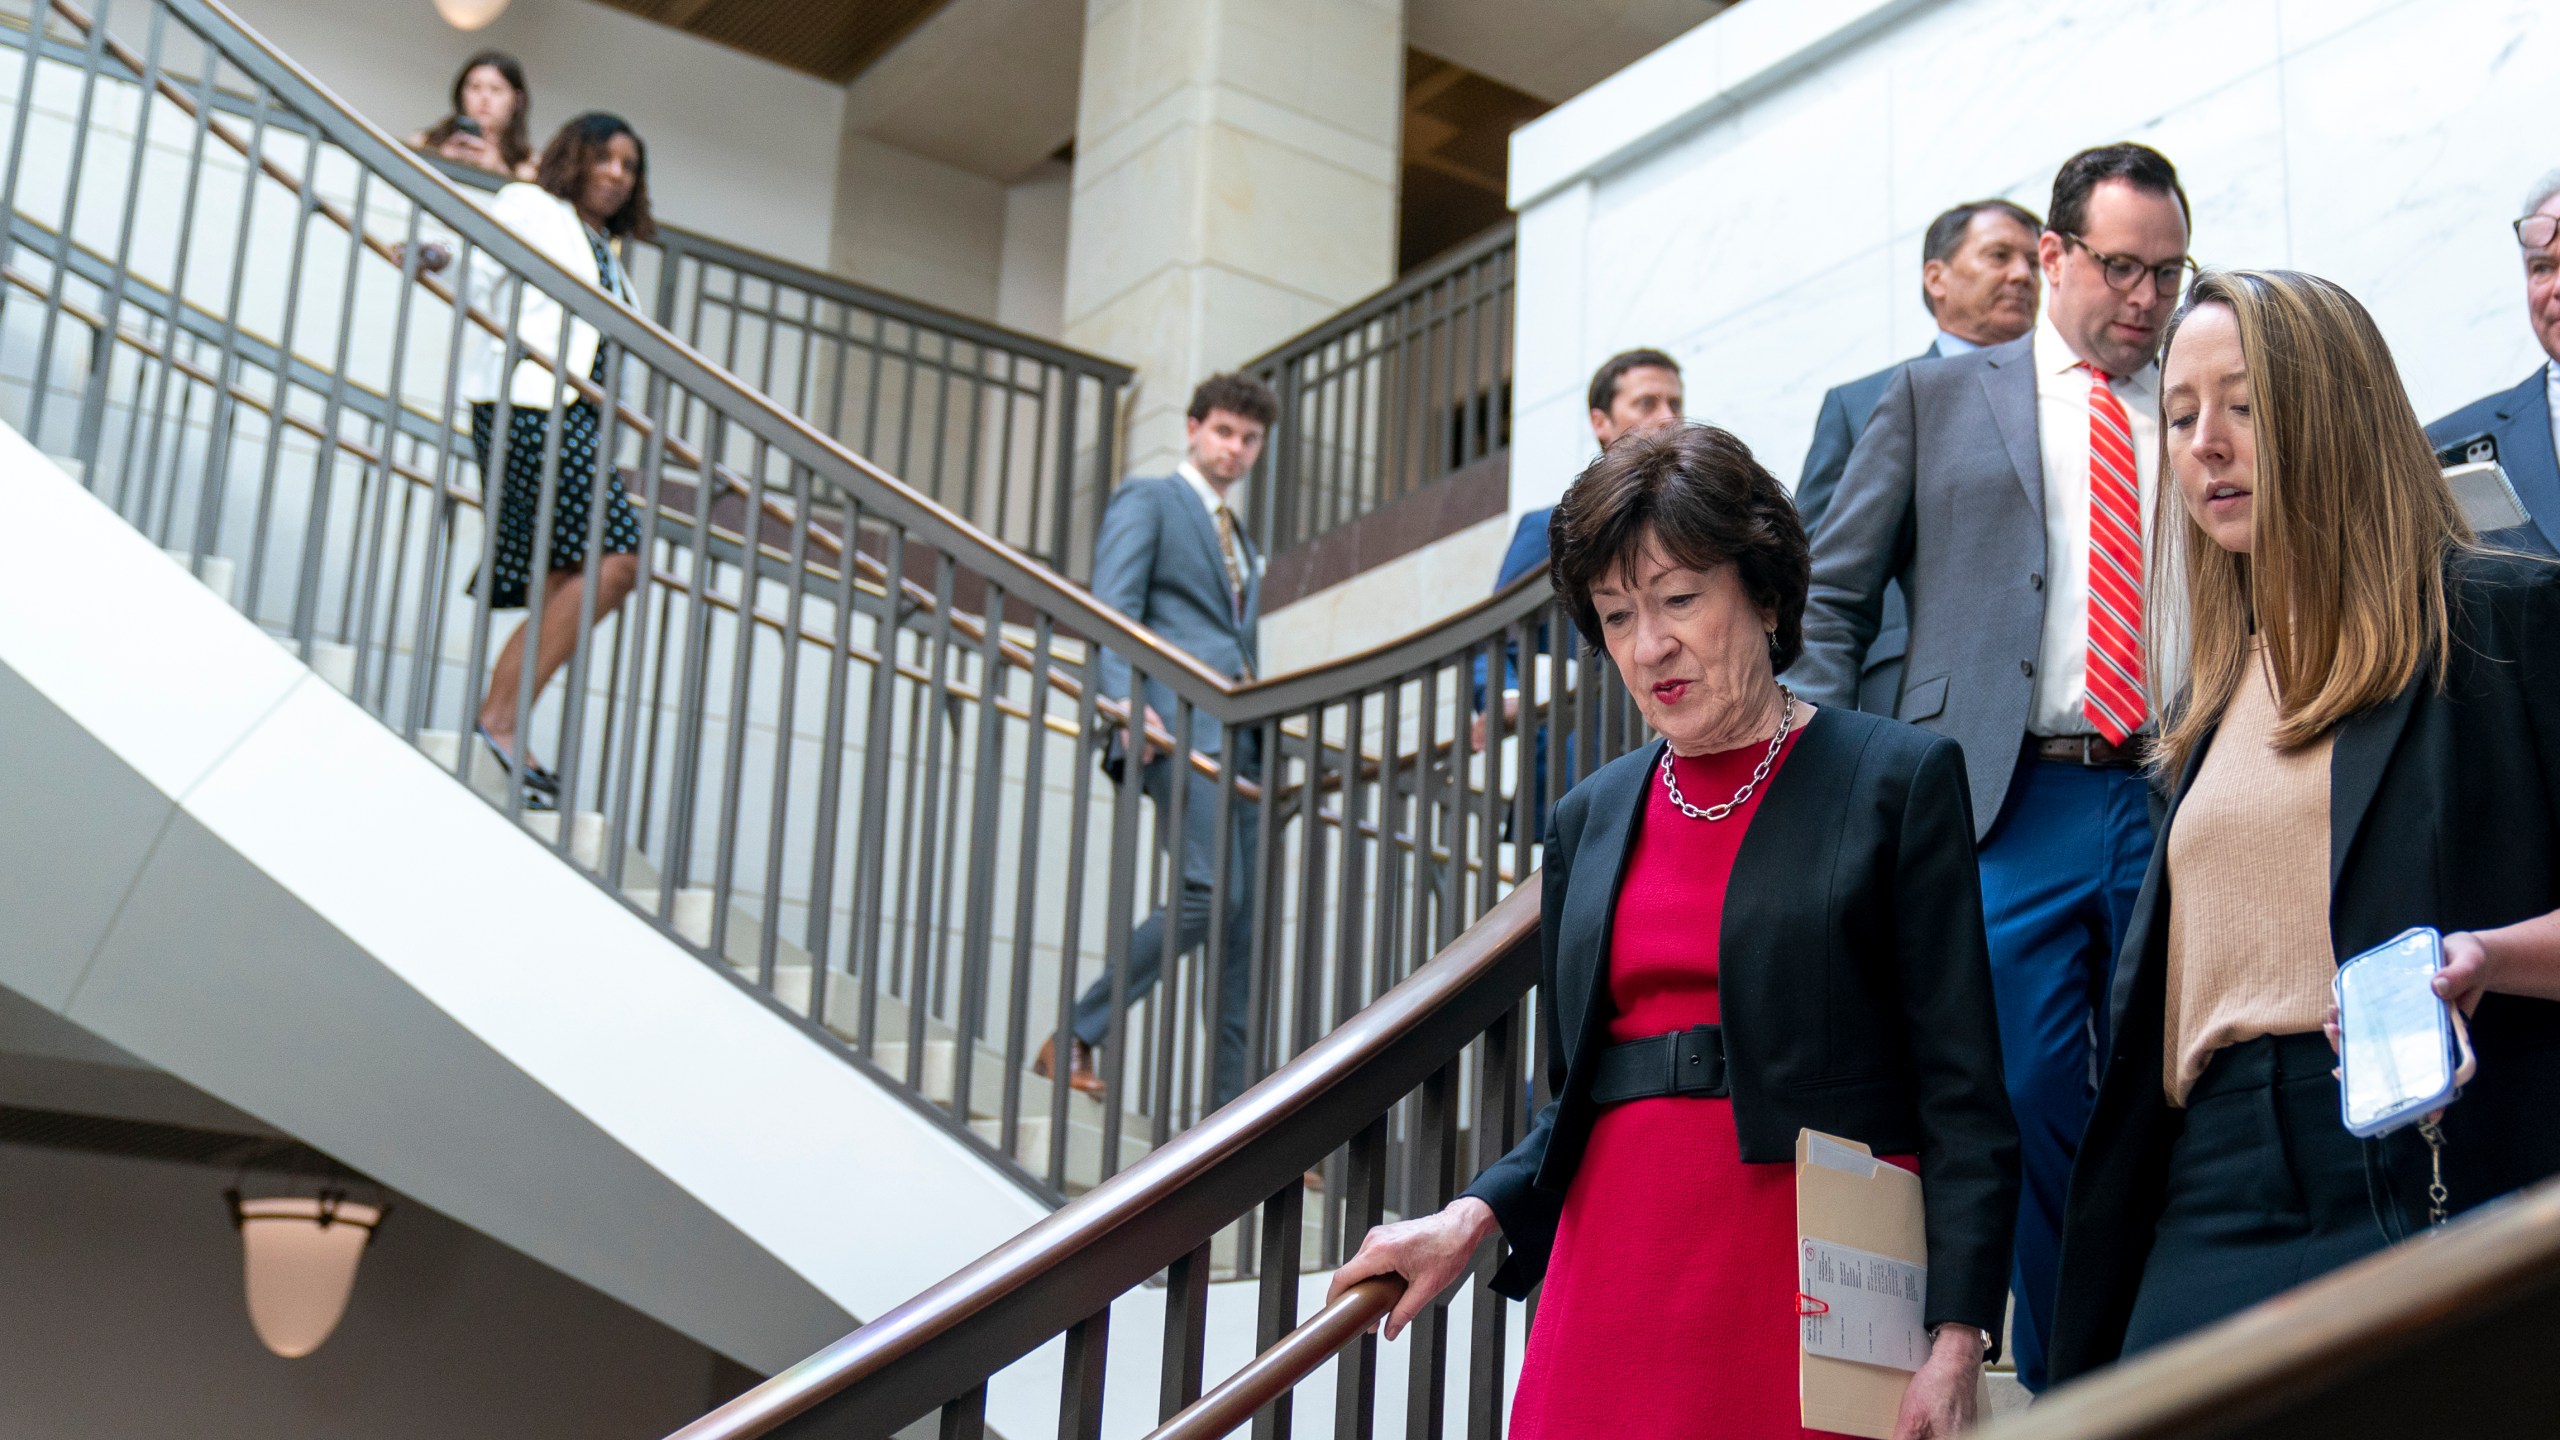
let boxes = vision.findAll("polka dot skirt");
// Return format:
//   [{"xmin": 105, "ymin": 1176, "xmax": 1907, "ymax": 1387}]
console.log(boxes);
[{"xmin": 466, "ymin": 227, "xmax": 642, "ymax": 611}]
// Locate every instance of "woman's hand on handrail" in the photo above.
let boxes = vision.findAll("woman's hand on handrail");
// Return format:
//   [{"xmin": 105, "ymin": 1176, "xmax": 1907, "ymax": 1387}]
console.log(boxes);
[{"xmin": 1326, "ymin": 1196, "xmax": 1499, "ymax": 1341}]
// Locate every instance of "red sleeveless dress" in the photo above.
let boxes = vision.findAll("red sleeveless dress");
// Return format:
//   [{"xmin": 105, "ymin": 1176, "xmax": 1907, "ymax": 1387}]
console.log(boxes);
[{"xmin": 1510, "ymin": 729, "xmax": 1900, "ymax": 1439}]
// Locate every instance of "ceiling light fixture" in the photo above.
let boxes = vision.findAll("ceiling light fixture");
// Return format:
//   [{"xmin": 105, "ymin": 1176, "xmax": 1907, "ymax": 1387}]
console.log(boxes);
[
  {"xmin": 226, "ymin": 1185, "xmax": 388, "ymax": 1358},
  {"xmin": 432, "ymin": 0, "xmax": 510, "ymax": 31}
]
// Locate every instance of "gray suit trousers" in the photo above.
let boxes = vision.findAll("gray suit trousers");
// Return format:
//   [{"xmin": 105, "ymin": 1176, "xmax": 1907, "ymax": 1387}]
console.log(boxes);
[{"xmin": 1072, "ymin": 754, "xmax": 1260, "ymax": 1108}]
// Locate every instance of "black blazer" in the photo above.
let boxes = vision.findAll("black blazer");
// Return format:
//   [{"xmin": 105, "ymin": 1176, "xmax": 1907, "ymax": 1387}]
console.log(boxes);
[
  {"xmin": 2050, "ymin": 550, "xmax": 2560, "ymax": 1382},
  {"xmin": 1461, "ymin": 706, "xmax": 2019, "ymax": 1343}
]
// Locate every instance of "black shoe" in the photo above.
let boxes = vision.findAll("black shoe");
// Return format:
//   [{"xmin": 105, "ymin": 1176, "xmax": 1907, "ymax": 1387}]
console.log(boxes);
[{"xmin": 477, "ymin": 724, "xmax": 561, "ymax": 796}]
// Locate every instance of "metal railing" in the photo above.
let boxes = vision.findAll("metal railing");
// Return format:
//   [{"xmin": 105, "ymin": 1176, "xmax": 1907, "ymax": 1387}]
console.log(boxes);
[
  {"xmin": 666, "ymin": 878, "xmax": 1576, "ymax": 1440},
  {"xmin": 402, "ymin": 141, "xmax": 1130, "ymax": 582},
  {"xmin": 0, "ymin": 0, "xmax": 1630, "ymax": 1208},
  {"xmin": 1242, "ymin": 221, "xmax": 1513, "ymax": 560}
]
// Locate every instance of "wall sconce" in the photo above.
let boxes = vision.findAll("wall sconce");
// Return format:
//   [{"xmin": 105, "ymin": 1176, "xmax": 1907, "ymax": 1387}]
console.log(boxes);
[
  {"xmin": 225, "ymin": 1185, "xmax": 389, "ymax": 1358},
  {"xmin": 433, "ymin": 0, "xmax": 511, "ymax": 31}
]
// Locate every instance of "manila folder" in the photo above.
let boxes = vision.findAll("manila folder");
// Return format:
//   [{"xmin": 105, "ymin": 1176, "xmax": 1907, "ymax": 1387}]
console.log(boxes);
[{"xmin": 1795, "ymin": 1129, "xmax": 1987, "ymax": 1438}]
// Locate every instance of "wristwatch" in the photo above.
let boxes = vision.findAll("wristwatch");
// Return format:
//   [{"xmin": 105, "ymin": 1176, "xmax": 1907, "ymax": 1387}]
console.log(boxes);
[{"xmin": 1928, "ymin": 1322, "xmax": 1995, "ymax": 1352}]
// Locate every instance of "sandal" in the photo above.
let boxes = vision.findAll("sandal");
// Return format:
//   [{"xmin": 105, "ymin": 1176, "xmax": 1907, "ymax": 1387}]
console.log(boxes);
[{"xmin": 477, "ymin": 724, "xmax": 561, "ymax": 796}]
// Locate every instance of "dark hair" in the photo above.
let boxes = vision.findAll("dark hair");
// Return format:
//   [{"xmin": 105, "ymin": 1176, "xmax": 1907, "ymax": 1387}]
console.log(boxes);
[
  {"xmin": 422, "ymin": 50, "xmax": 532, "ymax": 173},
  {"xmin": 2047, "ymin": 142, "xmax": 2189, "ymax": 243},
  {"xmin": 1586, "ymin": 347, "xmax": 1682, "ymax": 417},
  {"xmin": 1549, "ymin": 424, "xmax": 1810, "ymax": 669},
  {"xmin": 1919, "ymin": 198, "xmax": 2042, "ymax": 312},
  {"xmin": 535, "ymin": 112, "xmax": 656, "ymax": 241},
  {"xmin": 1187, "ymin": 372, "xmax": 1278, "ymax": 428}
]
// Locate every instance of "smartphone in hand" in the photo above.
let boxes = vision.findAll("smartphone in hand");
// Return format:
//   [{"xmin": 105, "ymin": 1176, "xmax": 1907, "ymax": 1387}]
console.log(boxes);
[{"xmin": 2335, "ymin": 927, "xmax": 2463, "ymax": 1138}]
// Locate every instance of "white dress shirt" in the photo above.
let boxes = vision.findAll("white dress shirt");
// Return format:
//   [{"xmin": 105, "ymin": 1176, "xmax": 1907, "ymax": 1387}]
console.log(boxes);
[
  {"xmin": 1179, "ymin": 460, "xmax": 1257, "ymax": 583},
  {"xmin": 2029, "ymin": 313, "xmax": 2161, "ymax": 737},
  {"xmin": 2546, "ymin": 360, "xmax": 2559, "ymax": 465}
]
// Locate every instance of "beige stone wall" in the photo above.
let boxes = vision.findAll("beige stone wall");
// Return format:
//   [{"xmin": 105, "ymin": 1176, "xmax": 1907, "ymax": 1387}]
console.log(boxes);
[{"xmin": 1065, "ymin": 0, "xmax": 1406, "ymax": 475}]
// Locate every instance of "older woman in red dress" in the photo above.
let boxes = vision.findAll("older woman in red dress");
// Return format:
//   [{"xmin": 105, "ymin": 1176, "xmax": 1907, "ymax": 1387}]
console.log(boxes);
[{"xmin": 1330, "ymin": 425, "xmax": 2018, "ymax": 1439}]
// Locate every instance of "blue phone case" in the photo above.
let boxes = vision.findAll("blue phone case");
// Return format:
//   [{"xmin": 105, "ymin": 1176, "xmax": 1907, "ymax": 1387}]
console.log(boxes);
[{"xmin": 2333, "ymin": 926, "xmax": 2461, "ymax": 1139}]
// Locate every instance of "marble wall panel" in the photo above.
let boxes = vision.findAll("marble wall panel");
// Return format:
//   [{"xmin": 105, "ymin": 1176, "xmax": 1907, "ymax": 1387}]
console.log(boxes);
[{"xmin": 1512, "ymin": 0, "xmax": 2558, "ymax": 518}]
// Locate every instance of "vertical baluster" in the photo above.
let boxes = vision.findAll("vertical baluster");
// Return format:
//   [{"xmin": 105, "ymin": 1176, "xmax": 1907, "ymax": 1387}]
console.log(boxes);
[
  {"xmin": 799, "ymin": 494, "xmax": 864, "ymax": 1026},
  {"xmin": 22, "ymin": 0, "xmax": 113, "ymax": 451},
  {"xmin": 182, "ymin": 81, "xmax": 273, "ymax": 582},
  {"xmin": 755, "ymin": 456, "xmax": 818, "ymax": 989},
  {"xmin": 351, "ymin": 199, "xmax": 429, "ymax": 709},
  {"xmin": 997, "ymin": 617, "xmax": 1056, "ymax": 1157},
  {"xmin": 1094, "ymin": 652, "xmax": 1151, "ymax": 1181},
  {"xmin": 902, "ymin": 555, "xmax": 961, "ymax": 1092},
  {"xmin": 661, "ymin": 411, "xmax": 732, "ymax": 903},
  {"xmin": 288, "ymin": 165, "xmax": 374, "ymax": 654},
  {"xmin": 1335, "ymin": 1111, "xmax": 1391, "ymax": 1440},
  {"xmin": 1250, "ymin": 1178, "xmax": 1307, "ymax": 1440},
  {"xmin": 850, "ymin": 520, "xmax": 905, "ymax": 1054},
  {"xmin": 1146, "ymin": 700, "xmax": 1196, "ymax": 1146},
  {"xmin": 1059, "ymin": 1307, "xmax": 1111, "ymax": 1440},
  {"xmin": 1047, "ymin": 650, "xmax": 1103, "ymax": 1186},
  {"xmin": 75, "ymin": 1, "xmax": 164, "ymax": 488},
  {"xmin": 127, "ymin": 28, "xmax": 221, "ymax": 546},
  {"xmin": 238, "ymin": 113, "xmax": 328, "ymax": 623},
  {"xmin": 501, "ymin": 303, "xmax": 581, "ymax": 824},
  {"xmin": 1194, "ymin": 694, "xmax": 1245, "ymax": 1133},
  {"xmin": 1161, "ymin": 1239, "xmax": 1214, "ymax": 1421},
  {"xmin": 951, "ymin": 574, "xmax": 1010, "ymax": 1122},
  {"xmin": 605, "ymin": 372, "xmax": 677, "ymax": 889},
  {"xmin": 1466, "ymin": 1008, "xmax": 1524, "ymax": 1440},
  {"xmin": 1404, "ymin": 1056, "xmax": 1462, "ymax": 1439},
  {"xmin": 938, "ymin": 1383, "xmax": 988, "ymax": 1440}
]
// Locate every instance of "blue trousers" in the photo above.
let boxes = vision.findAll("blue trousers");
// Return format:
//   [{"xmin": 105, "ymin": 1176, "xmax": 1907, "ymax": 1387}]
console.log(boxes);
[{"xmin": 1978, "ymin": 749, "xmax": 2152, "ymax": 1392}]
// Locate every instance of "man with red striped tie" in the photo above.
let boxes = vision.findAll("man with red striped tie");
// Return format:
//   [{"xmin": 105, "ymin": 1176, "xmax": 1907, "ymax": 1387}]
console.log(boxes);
[{"xmin": 1795, "ymin": 143, "xmax": 2192, "ymax": 1394}]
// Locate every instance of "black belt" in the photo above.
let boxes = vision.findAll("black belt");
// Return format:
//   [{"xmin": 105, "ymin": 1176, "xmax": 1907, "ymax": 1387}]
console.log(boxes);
[
  {"xmin": 2029, "ymin": 733, "xmax": 2150, "ymax": 768},
  {"xmin": 1590, "ymin": 1025, "xmax": 1729, "ymax": 1105}
]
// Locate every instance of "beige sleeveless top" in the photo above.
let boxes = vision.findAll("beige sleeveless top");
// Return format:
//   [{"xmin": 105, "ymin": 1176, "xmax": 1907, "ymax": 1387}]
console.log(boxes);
[{"xmin": 2162, "ymin": 647, "xmax": 2337, "ymax": 1105}]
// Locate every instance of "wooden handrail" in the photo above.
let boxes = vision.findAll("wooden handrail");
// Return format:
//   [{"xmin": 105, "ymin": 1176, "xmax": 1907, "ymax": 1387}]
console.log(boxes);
[
  {"xmin": 666, "ymin": 879, "xmax": 1543, "ymax": 1440},
  {"xmin": 1145, "ymin": 1277, "xmax": 1407, "ymax": 1440}
]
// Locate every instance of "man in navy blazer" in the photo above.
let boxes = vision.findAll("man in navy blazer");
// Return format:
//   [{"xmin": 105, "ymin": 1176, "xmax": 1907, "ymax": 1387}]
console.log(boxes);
[
  {"xmin": 2427, "ymin": 171, "xmax": 2560, "ymax": 556},
  {"xmin": 1038, "ymin": 374, "xmax": 1276, "ymax": 1111},
  {"xmin": 1794, "ymin": 198, "xmax": 2043, "ymax": 714}
]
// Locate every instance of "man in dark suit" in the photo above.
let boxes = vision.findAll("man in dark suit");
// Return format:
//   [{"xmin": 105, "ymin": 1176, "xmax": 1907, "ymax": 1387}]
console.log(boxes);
[
  {"xmin": 2426, "ymin": 170, "xmax": 2560, "ymax": 555},
  {"xmin": 1036, "ymin": 373, "xmax": 1275, "ymax": 1111},
  {"xmin": 1796, "ymin": 144, "xmax": 2195, "ymax": 1393},
  {"xmin": 1474, "ymin": 348, "xmax": 1683, "ymax": 747},
  {"xmin": 1795, "ymin": 199, "xmax": 2042, "ymax": 714}
]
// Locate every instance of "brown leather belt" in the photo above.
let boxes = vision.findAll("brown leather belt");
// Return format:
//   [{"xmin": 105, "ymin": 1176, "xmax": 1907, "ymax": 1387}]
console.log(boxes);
[{"xmin": 2031, "ymin": 733, "xmax": 2150, "ymax": 768}]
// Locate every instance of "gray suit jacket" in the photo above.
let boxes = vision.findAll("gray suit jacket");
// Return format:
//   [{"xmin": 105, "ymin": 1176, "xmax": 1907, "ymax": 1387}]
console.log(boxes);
[
  {"xmin": 1796, "ymin": 342, "xmax": 1943, "ymax": 716},
  {"xmin": 1090, "ymin": 474, "xmax": 1261, "ymax": 757},
  {"xmin": 1796, "ymin": 336, "xmax": 2048, "ymax": 837}
]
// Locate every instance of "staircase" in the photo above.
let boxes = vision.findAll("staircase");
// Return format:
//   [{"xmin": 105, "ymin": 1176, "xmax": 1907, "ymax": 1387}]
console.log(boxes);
[{"xmin": 0, "ymin": 0, "xmax": 1604, "ymax": 1396}]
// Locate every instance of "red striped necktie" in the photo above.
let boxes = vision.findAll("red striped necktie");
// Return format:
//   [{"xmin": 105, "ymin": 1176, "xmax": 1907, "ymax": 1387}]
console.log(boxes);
[{"xmin": 2081, "ymin": 363, "xmax": 2146, "ymax": 744}]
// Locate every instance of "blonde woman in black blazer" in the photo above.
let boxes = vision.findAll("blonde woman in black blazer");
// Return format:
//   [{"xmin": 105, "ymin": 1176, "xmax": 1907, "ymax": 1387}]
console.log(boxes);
[
  {"xmin": 2052, "ymin": 270, "xmax": 2560, "ymax": 1379},
  {"xmin": 1330, "ymin": 426, "xmax": 2018, "ymax": 1440}
]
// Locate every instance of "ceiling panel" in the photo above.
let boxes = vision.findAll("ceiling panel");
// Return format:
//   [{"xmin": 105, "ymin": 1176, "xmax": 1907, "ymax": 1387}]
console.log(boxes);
[{"xmin": 591, "ymin": 0, "xmax": 961, "ymax": 83}]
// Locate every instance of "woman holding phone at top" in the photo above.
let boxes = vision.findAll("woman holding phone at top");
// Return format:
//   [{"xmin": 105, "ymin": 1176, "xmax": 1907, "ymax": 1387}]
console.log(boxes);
[
  {"xmin": 410, "ymin": 51, "xmax": 537, "ymax": 181},
  {"xmin": 2050, "ymin": 268, "xmax": 2560, "ymax": 1382}
]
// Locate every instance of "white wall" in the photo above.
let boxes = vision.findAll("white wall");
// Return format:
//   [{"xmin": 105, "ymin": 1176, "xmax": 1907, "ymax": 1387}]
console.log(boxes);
[
  {"xmin": 1504, "ymin": 0, "xmax": 2560, "ymax": 514},
  {"xmin": 831, "ymin": 130, "xmax": 1007, "ymax": 319},
  {"xmin": 0, "ymin": 1143, "xmax": 728, "ymax": 1440},
  {"xmin": 1000, "ymin": 159, "xmax": 1075, "ymax": 341},
  {"xmin": 222, "ymin": 0, "xmax": 846, "ymax": 270}
]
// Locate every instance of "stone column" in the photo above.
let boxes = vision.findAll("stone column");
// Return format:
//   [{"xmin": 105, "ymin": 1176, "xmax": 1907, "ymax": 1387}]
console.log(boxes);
[{"xmin": 1065, "ymin": 0, "xmax": 1404, "ymax": 477}]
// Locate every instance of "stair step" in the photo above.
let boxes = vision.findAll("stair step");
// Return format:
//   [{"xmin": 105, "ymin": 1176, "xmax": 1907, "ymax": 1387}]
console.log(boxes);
[
  {"xmin": 971, "ymin": 1110, "xmax": 1155, "ymax": 1189},
  {"xmin": 45, "ymin": 453, "xmax": 84, "ymax": 483},
  {"xmin": 161, "ymin": 547, "xmax": 237, "ymax": 604}
]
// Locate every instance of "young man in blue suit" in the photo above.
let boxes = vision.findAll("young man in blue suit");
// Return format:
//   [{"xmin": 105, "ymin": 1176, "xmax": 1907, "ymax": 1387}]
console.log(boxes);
[
  {"xmin": 1794, "ymin": 198, "xmax": 2042, "ymax": 715},
  {"xmin": 2427, "ymin": 171, "xmax": 2560, "ymax": 555},
  {"xmin": 1037, "ymin": 374, "xmax": 1276, "ymax": 1113}
]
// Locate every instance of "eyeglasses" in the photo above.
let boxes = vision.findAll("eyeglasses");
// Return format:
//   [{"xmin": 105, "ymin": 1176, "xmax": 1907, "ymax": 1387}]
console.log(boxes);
[
  {"xmin": 2516, "ymin": 214, "xmax": 2559, "ymax": 251},
  {"xmin": 2058, "ymin": 232, "xmax": 2198, "ymax": 298}
]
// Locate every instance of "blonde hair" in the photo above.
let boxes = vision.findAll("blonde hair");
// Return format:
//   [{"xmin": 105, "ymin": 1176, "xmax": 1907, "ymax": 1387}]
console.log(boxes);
[{"xmin": 2147, "ymin": 268, "xmax": 2470, "ymax": 779}]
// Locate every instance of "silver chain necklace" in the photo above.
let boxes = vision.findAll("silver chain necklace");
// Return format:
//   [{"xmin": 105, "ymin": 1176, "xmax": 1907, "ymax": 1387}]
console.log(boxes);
[{"xmin": 1659, "ymin": 685, "xmax": 1797, "ymax": 822}]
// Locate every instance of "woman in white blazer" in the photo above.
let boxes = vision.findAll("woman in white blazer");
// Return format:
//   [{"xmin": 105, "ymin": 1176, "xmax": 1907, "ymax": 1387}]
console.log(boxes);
[{"xmin": 455, "ymin": 112, "xmax": 657, "ymax": 804}]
